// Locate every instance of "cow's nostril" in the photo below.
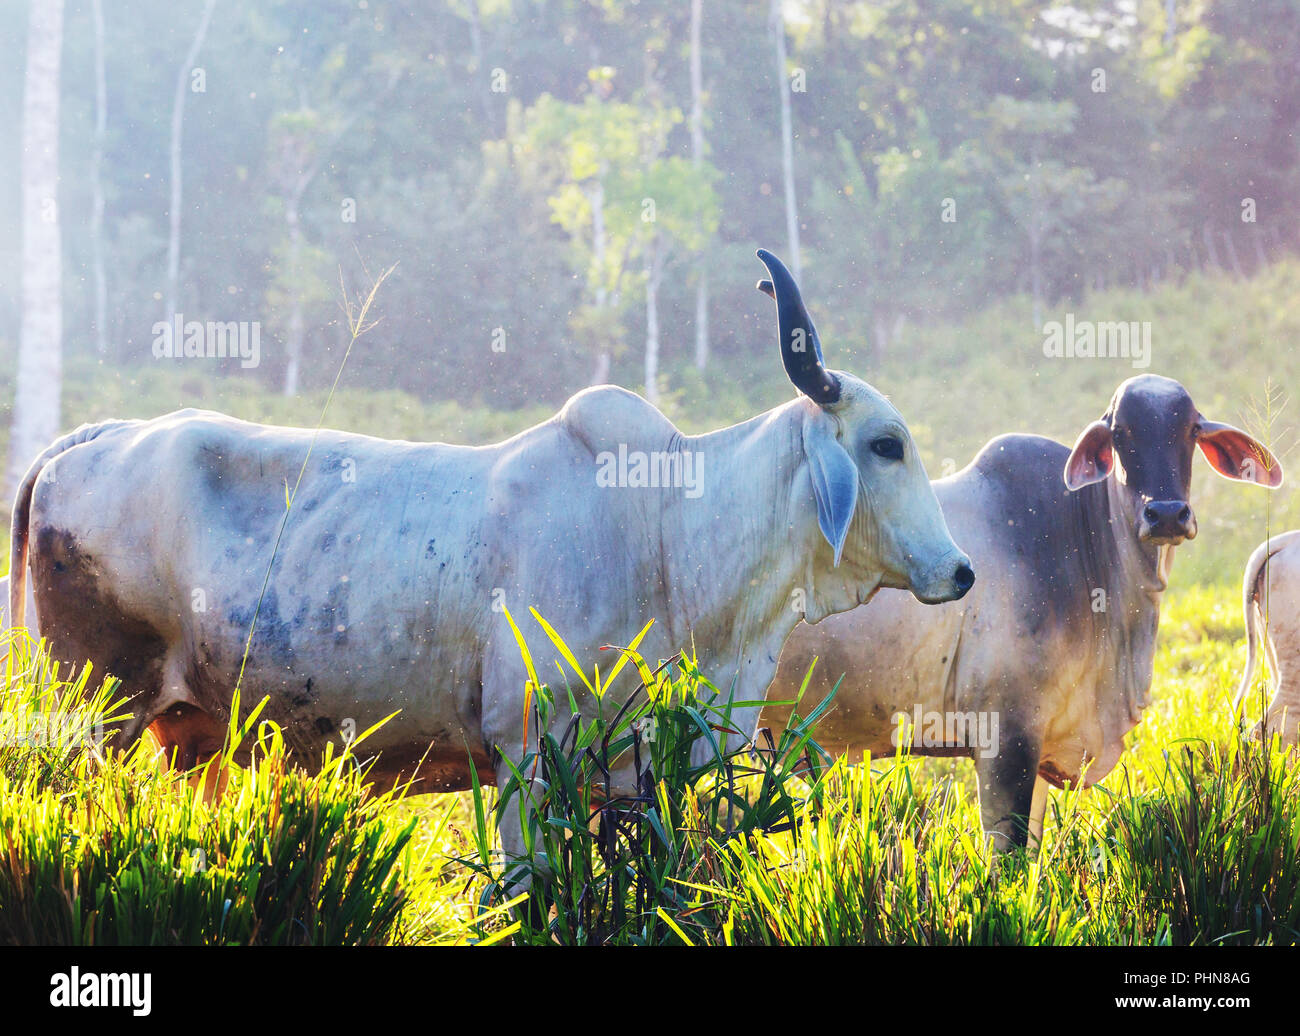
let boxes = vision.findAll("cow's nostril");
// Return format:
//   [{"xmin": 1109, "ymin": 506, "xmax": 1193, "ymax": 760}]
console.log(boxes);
[
  {"xmin": 954, "ymin": 563, "xmax": 975, "ymax": 592},
  {"xmin": 1178, "ymin": 506, "xmax": 1192, "ymax": 524},
  {"xmin": 1143, "ymin": 504, "xmax": 1159, "ymax": 522}
]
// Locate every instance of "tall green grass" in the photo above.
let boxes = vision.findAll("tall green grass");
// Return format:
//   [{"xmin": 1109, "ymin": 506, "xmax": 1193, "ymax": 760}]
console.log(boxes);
[
  {"xmin": 699, "ymin": 736, "xmax": 1300, "ymax": 946},
  {"xmin": 1, "ymin": 586, "xmax": 1296, "ymax": 946},
  {"xmin": 454, "ymin": 610, "xmax": 839, "ymax": 946},
  {"xmin": 436, "ymin": 592, "xmax": 1300, "ymax": 946},
  {"xmin": 0, "ymin": 632, "xmax": 434, "ymax": 945}
]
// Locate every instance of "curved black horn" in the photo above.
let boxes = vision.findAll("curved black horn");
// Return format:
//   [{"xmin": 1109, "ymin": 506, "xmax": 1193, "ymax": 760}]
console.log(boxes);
[{"xmin": 756, "ymin": 249, "xmax": 840, "ymax": 405}]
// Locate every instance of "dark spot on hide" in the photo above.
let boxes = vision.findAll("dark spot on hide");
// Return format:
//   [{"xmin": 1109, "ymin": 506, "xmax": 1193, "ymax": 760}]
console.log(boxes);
[
  {"xmin": 291, "ymin": 677, "xmax": 317, "ymax": 709},
  {"xmin": 226, "ymin": 587, "xmax": 306, "ymax": 667},
  {"xmin": 313, "ymin": 580, "xmax": 350, "ymax": 644}
]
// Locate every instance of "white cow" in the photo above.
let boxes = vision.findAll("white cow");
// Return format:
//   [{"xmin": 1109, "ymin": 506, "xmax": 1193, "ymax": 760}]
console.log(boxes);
[
  {"xmin": 9, "ymin": 250, "xmax": 973, "ymax": 858},
  {"xmin": 1235, "ymin": 530, "xmax": 1300, "ymax": 745}
]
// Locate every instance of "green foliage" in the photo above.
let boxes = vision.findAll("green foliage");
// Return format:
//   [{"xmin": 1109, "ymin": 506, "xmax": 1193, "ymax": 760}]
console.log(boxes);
[
  {"xmin": 428, "ymin": 587, "xmax": 1300, "ymax": 946},
  {"xmin": 9, "ymin": 0, "xmax": 1300, "ymax": 404},
  {"xmin": 0, "ymin": 633, "xmax": 432, "ymax": 946},
  {"xmin": 455, "ymin": 612, "xmax": 837, "ymax": 946},
  {"xmin": 1101, "ymin": 740, "xmax": 1300, "ymax": 945},
  {"xmin": 517, "ymin": 89, "xmax": 720, "ymax": 375},
  {"xmin": 702, "ymin": 737, "xmax": 1300, "ymax": 946},
  {"xmin": 2, "ymin": 584, "xmax": 1299, "ymax": 946},
  {"xmin": 702, "ymin": 758, "xmax": 1098, "ymax": 946}
]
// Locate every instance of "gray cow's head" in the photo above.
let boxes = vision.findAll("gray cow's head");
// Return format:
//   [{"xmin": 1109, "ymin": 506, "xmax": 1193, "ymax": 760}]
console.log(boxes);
[
  {"xmin": 756, "ymin": 249, "xmax": 974, "ymax": 605},
  {"xmin": 1064, "ymin": 374, "xmax": 1283, "ymax": 545}
]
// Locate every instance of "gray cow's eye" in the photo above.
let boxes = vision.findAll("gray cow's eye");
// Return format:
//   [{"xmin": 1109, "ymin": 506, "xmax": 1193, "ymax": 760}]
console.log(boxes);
[{"xmin": 871, "ymin": 436, "xmax": 904, "ymax": 461}]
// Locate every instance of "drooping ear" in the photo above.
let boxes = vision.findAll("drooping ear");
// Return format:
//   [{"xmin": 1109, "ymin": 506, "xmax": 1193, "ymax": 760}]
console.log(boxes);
[
  {"xmin": 1064, "ymin": 420, "xmax": 1115, "ymax": 490},
  {"xmin": 1196, "ymin": 420, "xmax": 1283, "ymax": 487},
  {"xmin": 803, "ymin": 415, "xmax": 859, "ymax": 566}
]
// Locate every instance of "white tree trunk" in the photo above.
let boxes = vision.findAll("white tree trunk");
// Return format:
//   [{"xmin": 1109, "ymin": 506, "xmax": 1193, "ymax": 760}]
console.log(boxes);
[
  {"xmin": 589, "ymin": 176, "xmax": 611, "ymax": 385},
  {"xmin": 1029, "ymin": 226, "xmax": 1043, "ymax": 330},
  {"xmin": 467, "ymin": 0, "xmax": 492, "ymax": 129},
  {"xmin": 770, "ymin": 0, "xmax": 801, "ymax": 282},
  {"xmin": 645, "ymin": 234, "xmax": 664, "ymax": 404},
  {"xmin": 7, "ymin": 0, "xmax": 66, "ymax": 499},
  {"xmin": 691, "ymin": 0, "xmax": 709, "ymax": 369},
  {"xmin": 282, "ymin": 192, "xmax": 304, "ymax": 396},
  {"xmin": 165, "ymin": 0, "xmax": 218, "ymax": 321},
  {"xmin": 90, "ymin": 0, "xmax": 107, "ymax": 355}
]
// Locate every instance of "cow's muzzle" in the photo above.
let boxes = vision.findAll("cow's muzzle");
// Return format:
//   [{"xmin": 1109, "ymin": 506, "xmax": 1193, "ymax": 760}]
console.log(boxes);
[
  {"xmin": 1139, "ymin": 500, "xmax": 1197, "ymax": 544},
  {"xmin": 910, "ymin": 552, "xmax": 975, "ymax": 604}
]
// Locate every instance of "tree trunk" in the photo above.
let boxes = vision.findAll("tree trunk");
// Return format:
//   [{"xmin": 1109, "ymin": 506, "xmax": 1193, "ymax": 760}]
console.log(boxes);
[
  {"xmin": 872, "ymin": 313, "xmax": 889, "ymax": 364},
  {"xmin": 90, "ymin": 0, "xmax": 108, "ymax": 356},
  {"xmin": 770, "ymin": 0, "xmax": 801, "ymax": 281},
  {"xmin": 282, "ymin": 191, "xmax": 304, "ymax": 397},
  {"xmin": 691, "ymin": 0, "xmax": 709, "ymax": 369},
  {"xmin": 589, "ymin": 176, "xmax": 610, "ymax": 385},
  {"xmin": 1202, "ymin": 223, "xmax": 1221, "ymax": 270},
  {"xmin": 644, "ymin": 234, "xmax": 666, "ymax": 405},
  {"xmin": 7, "ymin": 0, "xmax": 65, "ymax": 499},
  {"xmin": 467, "ymin": 0, "xmax": 493, "ymax": 132},
  {"xmin": 165, "ymin": 0, "xmax": 218, "ymax": 321},
  {"xmin": 1223, "ymin": 230, "xmax": 1244, "ymax": 279},
  {"xmin": 1251, "ymin": 229, "xmax": 1268, "ymax": 274},
  {"xmin": 1029, "ymin": 228, "xmax": 1043, "ymax": 329}
]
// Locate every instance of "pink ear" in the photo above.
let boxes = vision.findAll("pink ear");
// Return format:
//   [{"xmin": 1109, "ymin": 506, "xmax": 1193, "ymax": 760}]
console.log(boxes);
[
  {"xmin": 1196, "ymin": 421, "xmax": 1283, "ymax": 487},
  {"xmin": 1064, "ymin": 420, "xmax": 1115, "ymax": 490}
]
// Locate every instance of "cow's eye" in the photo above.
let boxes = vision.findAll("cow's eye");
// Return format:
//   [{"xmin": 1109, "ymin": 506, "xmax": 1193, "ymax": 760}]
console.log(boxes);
[{"xmin": 871, "ymin": 436, "xmax": 904, "ymax": 461}]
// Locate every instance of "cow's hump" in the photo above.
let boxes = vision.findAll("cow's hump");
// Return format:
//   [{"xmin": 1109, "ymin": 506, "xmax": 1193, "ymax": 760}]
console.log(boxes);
[{"xmin": 557, "ymin": 385, "xmax": 681, "ymax": 458}]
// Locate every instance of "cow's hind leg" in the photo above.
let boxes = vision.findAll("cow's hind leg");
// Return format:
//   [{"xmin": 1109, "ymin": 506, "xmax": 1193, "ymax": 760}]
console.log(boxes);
[
  {"xmin": 28, "ymin": 530, "xmax": 171, "ymax": 752},
  {"xmin": 1257, "ymin": 619, "xmax": 1300, "ymax": 746}
]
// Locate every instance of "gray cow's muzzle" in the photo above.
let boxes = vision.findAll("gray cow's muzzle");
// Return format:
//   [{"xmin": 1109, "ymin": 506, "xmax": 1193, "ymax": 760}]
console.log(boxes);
[
  {"xmin": 910, "ymin": 551, "xmax": 975, "ymax": 604},
  {"xmin": 1139, "ymin": 500, "xmax": 1197, "ymax": 545}
]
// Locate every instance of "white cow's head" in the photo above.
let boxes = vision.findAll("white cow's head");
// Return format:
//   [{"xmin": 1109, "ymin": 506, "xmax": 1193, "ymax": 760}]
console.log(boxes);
[{"xmin": 756, "ymin": 249, "xmax": 973, "ymax": 608}]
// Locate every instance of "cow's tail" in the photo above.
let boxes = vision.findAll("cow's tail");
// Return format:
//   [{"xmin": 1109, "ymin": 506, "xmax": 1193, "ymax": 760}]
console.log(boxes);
[
  {"xmin": 1234, "ymin": 533, "xmax": 1295, "ymax": 712},
  {"xmin": 9, "ymin": 421, "xmax": 126, "ymax": 631}
]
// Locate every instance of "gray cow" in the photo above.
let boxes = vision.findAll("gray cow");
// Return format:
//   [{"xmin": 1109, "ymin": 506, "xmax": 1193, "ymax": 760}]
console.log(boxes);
[
  {"xmin": 762, "ymin": 375, "xmax": 1280, "ymax": 848},
  {"xmin": 9, "ymin": 251, "xmax": 973, "ymax": 859}
]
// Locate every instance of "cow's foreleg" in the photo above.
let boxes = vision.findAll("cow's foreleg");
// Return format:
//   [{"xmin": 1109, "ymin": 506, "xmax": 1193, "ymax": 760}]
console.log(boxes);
[
  {"xmin": 972, "ymin": 723, "xmax": 1041, "ymax": 852},
  {"xmin": 491, "ymin": 749, "xmax": 561, "ymax": 937},
  {"xmin": 493, "ymin": 750, "xmax": 534, "ymax": 868},
  {"xmin": 1027, "ymin": 775, "xmax": 1050, "ymax": 851}
]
